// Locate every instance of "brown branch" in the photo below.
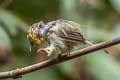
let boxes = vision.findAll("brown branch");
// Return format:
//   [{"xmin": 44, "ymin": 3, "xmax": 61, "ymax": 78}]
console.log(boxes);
[{"xmin": 0, "ymin": 37, "xmax": 120, "ymax": 79}]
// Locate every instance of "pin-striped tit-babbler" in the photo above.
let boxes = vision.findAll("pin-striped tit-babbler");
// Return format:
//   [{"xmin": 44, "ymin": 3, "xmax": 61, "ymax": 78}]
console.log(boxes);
[{"xmin": 27, "ymin": 20, "xmax": 108, "ymax": 56}]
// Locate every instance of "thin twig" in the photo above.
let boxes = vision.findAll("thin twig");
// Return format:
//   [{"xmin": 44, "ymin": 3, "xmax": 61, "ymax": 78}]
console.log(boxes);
[{"xmin": 0, "ymin": 37, "xmax": 120, "ymax": 79}]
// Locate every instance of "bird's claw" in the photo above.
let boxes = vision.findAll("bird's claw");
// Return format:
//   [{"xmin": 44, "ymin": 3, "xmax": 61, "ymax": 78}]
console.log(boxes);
[
  {"xmin": 37, "ymin": 48, "xmax": 49, "ymax": 53},
  {"xmin": 37, "ymin": 48, "xmax": 52, "ymax": 56}
]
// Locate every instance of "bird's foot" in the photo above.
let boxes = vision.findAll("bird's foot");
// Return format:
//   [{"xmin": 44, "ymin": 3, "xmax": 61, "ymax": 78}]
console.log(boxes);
[
  {"xmin": 37, "ymin": 48, "xmax": 52, "ymax": 56},
  {"xmin": 57, "ymin": 54, "xmax": 67, "ymax": 60},
  {"xmin": 37, "ymin": 48, "xmax": 49, "ymax": 53},
  {"xmin": 57, "ymin": 54, "xmax": 62, "ymax": 59},
  {"xmin": 67, "ymin": 52, "xmax": 71, "ymax": 56},
  {"xmin": 57, "ymin": 54, "xmax": 63, "ymax": 61}
]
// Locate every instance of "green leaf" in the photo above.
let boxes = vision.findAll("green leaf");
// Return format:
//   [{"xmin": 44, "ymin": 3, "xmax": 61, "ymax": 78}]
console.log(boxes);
[
  {"xmin": 0, "ymin": 26, "xmax": 11, "ymax": 49},
  {"xmin": 110, "ymin": 0, "xmax": 120, "ymax": 13},
  {"xmin": 87, "ymin": 25, "xmax": 112, "ymax": 41},
  {"xmin": 83, "ymin": 52, "xmax": 120, "ymax": 80},
  {"xmin": 57, "ymin": 60, "xmax": 74, "ymax": 76},
  {"xmin": 13, "ymin": 0, "xmax": 59, "ymax": 18},
  {"xmin": 0, "ymin": 8, "xmax": 28, "ymax": 36}
]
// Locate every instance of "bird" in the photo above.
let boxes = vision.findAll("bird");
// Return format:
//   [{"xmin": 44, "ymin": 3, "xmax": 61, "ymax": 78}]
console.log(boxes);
[{"xmin": 27, "ymin": 19, "xmax": 108, "ymax": 56}]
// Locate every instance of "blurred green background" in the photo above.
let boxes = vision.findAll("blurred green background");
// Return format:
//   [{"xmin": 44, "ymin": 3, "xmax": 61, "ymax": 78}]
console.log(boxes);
[{"xmin": 0, "ymin": 0, "xmax": 120, "ymax": 80}]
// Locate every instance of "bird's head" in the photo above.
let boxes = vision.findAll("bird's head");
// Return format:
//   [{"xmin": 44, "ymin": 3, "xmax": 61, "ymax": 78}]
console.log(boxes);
[{"xmin": 27, "ymin": 21, "xmax": 46, "ymax": 51}]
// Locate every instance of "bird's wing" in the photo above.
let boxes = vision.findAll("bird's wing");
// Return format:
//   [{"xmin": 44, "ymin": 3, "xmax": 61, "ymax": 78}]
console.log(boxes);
[
  {"xmin": 60, "ymin": 30, "xmax": 86, "ymax": 44},
  {"xmin": 56, "ymin": 20, "xmax": 86, "ymax": 44}
]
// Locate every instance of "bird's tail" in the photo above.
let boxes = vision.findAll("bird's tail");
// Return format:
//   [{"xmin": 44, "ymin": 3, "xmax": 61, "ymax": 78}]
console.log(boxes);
[{"xmin": 85, "ymin": 39, "xmax": 109, "ymax": 54}]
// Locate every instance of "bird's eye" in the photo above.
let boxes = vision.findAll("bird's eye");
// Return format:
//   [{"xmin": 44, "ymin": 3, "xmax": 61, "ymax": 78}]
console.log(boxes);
[
  {"xmin": 37, "ymin": 24, "xmax": 42, "ymax": 29},
  {"xmin": 38, "ymin": 24, "xmax": 41, "ymax": 28},
  {"xmin": 38, "ymin": 21, "xmax": 45, "ymax": 28}
]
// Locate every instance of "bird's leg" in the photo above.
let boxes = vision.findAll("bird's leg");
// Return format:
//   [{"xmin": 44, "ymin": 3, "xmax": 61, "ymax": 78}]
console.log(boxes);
[
  {"xmin": 37, "ymin": 44, "xmax": 55, "ymax": 56},
  {"xmin": 37, "ymin": 48, "xmax": 52, "ymax": 56},
  {"xmin": 55, "ymin": 45, "xmax": 64, "ymax": 56},
  {"xmin": 67, "ymin": 51, "xmax": 71, "ymax": 56},
  {"xmin": 54, "ymin": 45, "xmax": 64, "ymax": 60},
  {"xmin": 67, "ymin": 49, "xmax": 73, "ymax": 56},
  {"xmin": 57, "ymin": 53, "xmax": 68, "ymax": 61},
  {"xmin": 37, "ymin": 48, "xmax": 49, "ymax": 53},
  {"xmin": 57, "ymin": 54, "xmax": 63, "ymax": 60}
]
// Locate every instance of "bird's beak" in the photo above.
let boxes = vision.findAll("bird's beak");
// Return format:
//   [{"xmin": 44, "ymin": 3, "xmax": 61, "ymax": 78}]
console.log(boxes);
[{"xmin": 29, "ymin": 42, "xmax": 33, "ymax": 52}]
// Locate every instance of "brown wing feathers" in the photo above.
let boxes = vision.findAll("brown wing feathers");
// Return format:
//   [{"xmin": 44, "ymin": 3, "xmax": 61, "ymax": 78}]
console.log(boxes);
[
  {"xmin": 60, "ymin": 30, "xmax": 86, "ymax": 44},
  {"xmin": 58, "ymin": 20, "xmax": 109, "ymax": 53}
]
